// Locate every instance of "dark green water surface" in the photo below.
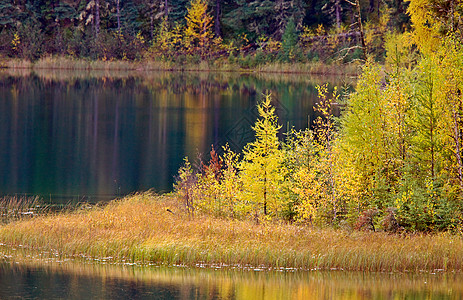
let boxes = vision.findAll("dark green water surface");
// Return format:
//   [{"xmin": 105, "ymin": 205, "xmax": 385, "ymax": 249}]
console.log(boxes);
[
  {"xmin": 0, "ymin": 260, "xmax": 462, "ymax": 299},
  {"xmin": 0, "ymin": 69, "xmax": 351, "ymax": 203}
]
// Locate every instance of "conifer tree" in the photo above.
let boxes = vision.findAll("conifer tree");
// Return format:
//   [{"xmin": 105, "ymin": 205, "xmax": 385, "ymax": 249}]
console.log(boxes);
[
  {"xmin": 281, "ymin": 18, "xmax": 298, "ymax": 61},
  {"xmin": 409, "ymin": 57, "xmax": 441, "ymax": 180},
  {"xmin": 184, "ymin": 0, "xmax": 213, "ymax": 57},
  {"xmin": 239, "ymin": 94, "xmax": 287, "ymax": 220}
]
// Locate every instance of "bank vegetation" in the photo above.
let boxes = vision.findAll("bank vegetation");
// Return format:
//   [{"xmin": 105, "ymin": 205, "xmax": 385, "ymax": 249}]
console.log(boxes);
[{"xmin": 1, "ymin": 192, "xmax": 462, "ymax": 272}]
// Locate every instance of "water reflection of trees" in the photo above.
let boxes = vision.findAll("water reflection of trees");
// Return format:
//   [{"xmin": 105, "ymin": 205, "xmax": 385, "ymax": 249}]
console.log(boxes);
[
  {"xmin": 0, "ymin": 71, "xmax": 353, "ymax": 201},
  {"xmin": 1, "ymin": 261, "xmax": 462, "ymax": 300}
]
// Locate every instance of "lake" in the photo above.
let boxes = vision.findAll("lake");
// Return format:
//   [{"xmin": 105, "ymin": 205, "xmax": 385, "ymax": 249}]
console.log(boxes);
[
  {"xmin": 0, "ymin": 69, "xmax": 352, "ymax": 204},
  {"xmin": 2, "ymin": 70, "xmax": 463, "ymax": 299},
  {"xmin": 1, "ymin": 259, "xmax": 462, "ymax": 299}
]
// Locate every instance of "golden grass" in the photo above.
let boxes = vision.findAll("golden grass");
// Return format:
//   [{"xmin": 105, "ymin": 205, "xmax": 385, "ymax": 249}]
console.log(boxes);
[
  {"xmin": 2, "ymin": 59, "xmax": 33, "ymax": 69},
  {"xmin": 0, "ymin": 56, "xmax": 360, "ymax": 76},
  {"xmin": 255, "ymin": 61, "xmax": 361, "ymax": 76},
  {"xmin": 0, "ymin": 192, "xmax": 461, "ymax": 272},
  {"xmin": 0, "ymin": 195, "xmax": 47, "ymax": 224},
  {"xmin": 34, "ymin": 56, "xmax": 142, "ymax": 71}
]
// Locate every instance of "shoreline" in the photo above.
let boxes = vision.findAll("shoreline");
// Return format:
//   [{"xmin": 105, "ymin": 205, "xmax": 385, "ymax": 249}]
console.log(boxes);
[
  {"xmin": 0, "ymin": 193, "xmax": 462, "ymax": 273},
  {"xmin": 0, "ymin": 56, "xmax": 361, "ymax": 77}
]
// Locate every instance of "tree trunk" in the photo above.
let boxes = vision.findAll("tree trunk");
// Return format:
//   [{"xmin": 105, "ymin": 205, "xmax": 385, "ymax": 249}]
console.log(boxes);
[
  {"xmin": 95, "ymin": 0, "xmax": 100, "ymax": 38},
  {"xmin": 356, "ymin": 0, "xmax": 367, "ymax": 60},
  {"xmin": 335, "ymin": 0, "xmax": 341, "ymax": 29},
  {"xmin": 263, "ymin": 170, "xmax": 267, "ymax": 215},
  {"xmin": 452, "ymin": 106, "xmax": 463, "ymax": 189},
  {"xmin": 215, "ymin": 0, "xmax": 221, "ymax": 37},
  {"xmin": 117, "ymin": 0, "xmax": 121, "ymax": 32},
  {"xmin": 165, "ymin": 0, "xmax": 169, "ymax": 20}
]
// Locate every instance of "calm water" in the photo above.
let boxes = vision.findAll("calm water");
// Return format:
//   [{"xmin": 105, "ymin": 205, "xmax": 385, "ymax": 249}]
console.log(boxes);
[
  {"xmin": 0, "ymin": 69, "xmax": 351, "ymax": 203},
  {"xmin": 0, "ymin": 260, "xmax": 462, "ymax": 299},
  {"xmin": 1, "ymin": 70, "xmax": 462, "ymax": 299}
]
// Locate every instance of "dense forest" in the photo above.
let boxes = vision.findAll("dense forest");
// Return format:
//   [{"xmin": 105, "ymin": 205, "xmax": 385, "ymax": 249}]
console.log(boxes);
[{"xmin": 0, "ymin": 0, "xmax": 411, "ymax": 64}]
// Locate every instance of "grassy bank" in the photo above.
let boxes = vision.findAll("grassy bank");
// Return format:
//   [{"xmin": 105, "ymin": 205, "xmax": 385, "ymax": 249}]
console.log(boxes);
[
  {"xmin": 0, "ymin": 56, "xmax": 360, "ymax": 76},
  {"xmin": 0, "ymin": 192, "xmax": 462, "ymax": 272}
]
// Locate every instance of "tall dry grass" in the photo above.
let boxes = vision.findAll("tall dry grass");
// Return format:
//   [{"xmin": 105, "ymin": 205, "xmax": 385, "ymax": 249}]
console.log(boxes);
[
  {"xmin": 34, "ymin": 56, "xmax": 142, "ymax": 71},
  {"xmin": 3, "ymin": 59, "xmax": 33, "ymax": 69},
  {"xmin": 0, "ymin": 56, "xmax": 360, "ymax": 76},
  {"xmin": 0, "ymin": 192, "xmax": 461, "ymax": 271},
  {"xmin": 256, "ymin": 61, "xmax": 360, "ymax": 76},
  {"xmin": 0, "ymin": 195, "xmax": 48, "ymax": 224}
]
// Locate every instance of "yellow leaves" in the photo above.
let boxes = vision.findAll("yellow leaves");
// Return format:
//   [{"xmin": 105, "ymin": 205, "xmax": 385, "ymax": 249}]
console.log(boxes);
[
  {"xmin": 240, "ymin": 94, "xmax": 287, "ymax": 219},
  {"xmin": 293, "ymin": 167, "xmax": 319, "ymax": 222},
  {"xmin": 133, "ymin": 31, "xmax": 145, "ymax": 49},
  {"xmin": 150, "ymin": 20, "xmax": 184, "ymax": 57},
  {"xmin": 384, "ymin": 31, "xmax": 416, "ymax": 71},
  {"xmin": 150, "ymin": 0, "xmax": 224, "ymax": 59},
  {"xmin": 185, "ymin": 0, "xmax": 214, "ymax": 54},
  {"xmin": 316, "ymin": 24, "xmax": 325, "ymax": 36},
  {"xmin": 256, "ymin": 35, "xmax": 281, "ymax": 54},
  {"xmin": 407, "ymin": 0, "xmax": 463, "ymax": 53},
  {"xmin": 11, "ymin": 32, "xmax": 20, "ymax": 53}
]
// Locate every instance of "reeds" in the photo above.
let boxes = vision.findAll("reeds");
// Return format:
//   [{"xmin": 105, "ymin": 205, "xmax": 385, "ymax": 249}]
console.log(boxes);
[
  {"xmin": 0, "ymin": 56, "xmax": 359, "ymax": 76},
  {"xmin": 0, "ymin": 195, "xmax": 48, "ymax": 224},
  {"xmin": 34, "ymin": 56, "xmax": 141, "ymax": 71},
  {"xmin": 0, "ymin": 192, "xmax": 461, "ymax": 271},
  {"xmin": 3, "ymin": 59, "xmax": 33, "ymax": 69},
  {"xmin": 255, "ymin": 61, "xmax": 360, "ymax": 76}
]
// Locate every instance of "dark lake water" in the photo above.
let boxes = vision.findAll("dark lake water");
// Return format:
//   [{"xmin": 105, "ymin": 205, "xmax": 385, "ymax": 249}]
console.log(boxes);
[
  {"xmin": 1, "ymin": 260, "xmax": 462, "ymax": 299},
  {"xmin": 0, "ymin": 69, "xmax": 352, "ymax": 204}
]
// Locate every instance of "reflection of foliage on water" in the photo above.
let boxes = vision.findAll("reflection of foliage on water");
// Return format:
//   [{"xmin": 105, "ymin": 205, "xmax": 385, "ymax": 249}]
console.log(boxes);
[
  {"xmin": 2, "ymin": 260, "xmax": 463, "ymax": 300},
  {"xmin": 0, "ymin": 70, "xmax": 352, "ymax": 200}
]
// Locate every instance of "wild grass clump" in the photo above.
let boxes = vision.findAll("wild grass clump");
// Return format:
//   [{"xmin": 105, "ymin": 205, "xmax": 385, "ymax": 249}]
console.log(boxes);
[
  {"xmin": 33, "ymin": 56, "xmax": 141, "ymax": 71},
  {"xmin": 0, "ymin": 196, "xmax": 48, "ymax": 224},
  {"xmin": 0, "ymin": 55, "xmax": 360, "ymax": 75},
  {"xmin": 256, "ymin": 61, "xmax": 360, "ymax": 76},
  {"xmin": 3, "ymin": 59, "xmax": 33, "ymax": 69},
  {"xmin": 0, "ymin": 192, "xmax": 462, "ymax": 272}
]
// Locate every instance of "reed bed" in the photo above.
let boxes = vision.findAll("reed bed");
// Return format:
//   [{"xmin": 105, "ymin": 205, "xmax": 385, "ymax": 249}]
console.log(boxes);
[
  {"xmin": 0, "ymin": 195, "xmax": 48, "ymax": 224},
  {"xmin": 34, "ymin": 56, "xmax": 142, "ymax": 71},
  {"xmin": 0, "ymin": 56, "xmax": 359, "ymax": 76},
  {"xmin": 2, "ymin": 59, "xmax": 33, "ymax": 69},
  {"xmin": 0, "ymin": 192, "xmax": 461, "ymax": 272},
  {"xmin": 255, "ymin": 61, "xmax": 360, "ymax": 76}
]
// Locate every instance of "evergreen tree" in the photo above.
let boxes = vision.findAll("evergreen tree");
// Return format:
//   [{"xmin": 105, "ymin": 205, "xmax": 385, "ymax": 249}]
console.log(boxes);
[{"xmin": 281, "ymin": 18, "xmax": 298, "ymax": 61}]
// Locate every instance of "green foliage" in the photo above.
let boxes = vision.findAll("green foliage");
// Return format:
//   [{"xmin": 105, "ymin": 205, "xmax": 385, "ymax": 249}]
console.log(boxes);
[
  {"xmin": 336, "ymin": 36, "xmax": 463, "ymax": 231},
  {"xmin": 0, "ymin": 0, "xmax": 405, "ymax": 62},
  {"xmin": 171, "ymin": 42, "xmax": 463, "ymax": 232},
  {"xmin": 280, "ymin": 18, "xmax": 298, "ymax": 62}
]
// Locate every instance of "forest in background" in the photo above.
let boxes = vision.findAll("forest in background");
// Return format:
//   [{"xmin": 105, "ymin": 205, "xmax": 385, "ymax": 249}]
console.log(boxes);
[{"xmin": 0, "ymin": 0, "xmax": 411, "ymax": 65}]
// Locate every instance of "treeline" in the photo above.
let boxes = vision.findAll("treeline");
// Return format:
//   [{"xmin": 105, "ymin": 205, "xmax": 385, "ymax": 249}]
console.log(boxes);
[
  {"xmin": 0, "ymin": 0, "xmax": 410, "ymax": 64},
  {"xmin": 174, "ymin": 1, "xmax": 463, "ymax": 232}
]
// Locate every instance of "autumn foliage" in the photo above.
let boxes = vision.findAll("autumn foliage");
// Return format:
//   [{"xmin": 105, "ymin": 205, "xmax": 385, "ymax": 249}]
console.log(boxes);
[{"xmin": 175, "ymin": 29, "xmax": 463, "ymax": 231}]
